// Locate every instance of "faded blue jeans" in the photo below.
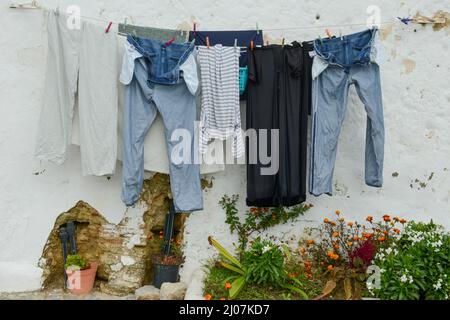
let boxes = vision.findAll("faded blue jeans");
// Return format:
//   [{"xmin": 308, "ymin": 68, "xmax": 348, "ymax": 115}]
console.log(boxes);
[
  {"xmin": 309, "ymin": 28, "xmax": 384, "ymax": 196},
  {"xmin": 121, "ymin": 53, "xmax": 202, "ymax": 212}
]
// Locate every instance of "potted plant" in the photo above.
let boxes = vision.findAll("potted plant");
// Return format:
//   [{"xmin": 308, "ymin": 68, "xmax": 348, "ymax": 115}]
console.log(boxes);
[
  {"xmin": 65, "ymin": 254, "xmax": 98, "ymax": 295},
  {"xmin": 152, "ymin": 233, "xmax": 184, "ymax": 289}
]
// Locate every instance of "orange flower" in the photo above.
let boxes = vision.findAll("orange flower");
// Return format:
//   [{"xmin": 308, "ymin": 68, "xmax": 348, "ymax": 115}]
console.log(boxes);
[
  {"xmin": 331, "ymin": 254, "xmax": 339, "ymax": 260},
  {"xmin": 377, "ymin": 237, "xmax": 386, "ymax": 242},
  {"xmin": 394, "ymin": 216, "xmax": 400, "ymax": 222},
  {"xmin": 383, "ymin": 215, "xmax": 391, "ymax": 222},
  {"xmin": 353, "ymin": 236, "xmax": 360, "ymax": 241},
  {"xmin": 306, "ymin": 273, "xmax": 313, "ymax": 279},
  {"xmin": 299, "ymin": 247, "xmax": 306, "ymax": 254},
  {"xmin": 347, "ymin": 241, "xmax": 353, "ymax": 246},
  {"xmin": 383, "ymin": 230, "xmax": 389, "ymax": 235},
  {"xmin": 393, "ymin": 228, "xmax": 401, "ymax": 234},
  {"xmin": 333, "ymin": 242, "xmax": 340, "ymax": 250},
  {"xmin": 330, "ymin": 221, "xmax": 337, "ymax": 226},
  {"xmin": 225, "ymin": 282, "xmax": 232, "ymax": 290},
  {"xmin": 339, "ymin": 218, "xmax": 345, "ymax": 222},
  {"xmin": 327, "ymin": 265, "xmax": 334, "ymax": 271},
  {"xmin": 363, "ymin": 233, "xmax": 373, "ymax": 239},
  {"xmin": 219, "ymin": 297, "xmax": 226, "ymax": 300},
  {"xmin": 320, "ymin": 261, "xmax": 325, "ymax": 266},
  {"xmin": 335, "ymin": 210, "xmax": 341, "ymax": 216},
  {"xmin": 400, "ymin": 219, "xmax": 407, "ymax": 224},
  {"xmin": 327, "ymin": 251, "xmax": 334, "ymax": 258},
  {"xmin": 159, "ymin": 235, "xmax": 164, "ymax": 239},
  {"xmin": 332, "ymin": 232, "xmax": 340, "ymax": 237},
  {"xmin": 307, "ymin": 239, "xmax": 315, "ymax": 245},
  {"xmin": 347, "ymin": 221, "xmax": 354, "ymax": 227},
  {"xmin": 324, "ymin": 218, "xmax": 330, "ymax": 224},
  {"xmin": 204, "ymin": 294, "xmax": 212, "ymax": 300},
  {"xmin": 159, "ymin": 230, "xmax": 164, "ymax": 235},
  {"xmin": 366, "ymin": 216, "xmax": 373, "ymax": 222}
]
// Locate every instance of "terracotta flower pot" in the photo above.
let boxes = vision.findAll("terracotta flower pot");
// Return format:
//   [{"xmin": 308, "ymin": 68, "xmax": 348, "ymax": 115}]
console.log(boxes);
[{"xmin": 66, "ymin": 262, "xmax": 98, "ymax": 295}]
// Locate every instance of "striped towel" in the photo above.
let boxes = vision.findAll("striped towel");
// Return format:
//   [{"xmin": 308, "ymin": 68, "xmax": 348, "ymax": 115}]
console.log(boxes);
[{"xmin": 197, "ymin": 45, "xmax": 244, "ymax": 158}]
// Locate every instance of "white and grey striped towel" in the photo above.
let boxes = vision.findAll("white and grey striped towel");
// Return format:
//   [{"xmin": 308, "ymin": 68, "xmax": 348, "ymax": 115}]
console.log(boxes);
[{"xmin": 197, "ymin": 45, "xmax": 244, "ymax": 158}]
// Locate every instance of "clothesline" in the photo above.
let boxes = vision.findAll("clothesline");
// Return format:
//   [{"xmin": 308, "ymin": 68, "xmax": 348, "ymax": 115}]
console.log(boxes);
[{"xmin": 30, "ymin": 7, "xmax": 397, "ymax": 35}]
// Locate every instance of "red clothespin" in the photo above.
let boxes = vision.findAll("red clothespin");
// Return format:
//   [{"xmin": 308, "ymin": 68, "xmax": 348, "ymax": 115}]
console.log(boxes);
[
  {"xmin": 105, "ymin": 21, "xmax": 112, "ymax": 33},
  {"xmin": 164, "ymin": 37, "xmax": 176, "ymax": 46},
  {"xmin": 206, "ymin": 36, "xmax": 210, "ymax": 49},
  {"xmin": 250, "ymin": 40, "xmax": 254, "ymax": 50},
  {"xmin": 325, "ymin": 28, "xmax": 333, "ymax": 39}
]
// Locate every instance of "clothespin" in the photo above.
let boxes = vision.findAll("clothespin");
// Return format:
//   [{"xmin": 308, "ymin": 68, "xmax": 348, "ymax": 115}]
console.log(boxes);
[
  {"xmin": 105, "ymin": 21, "xmax": 112, "ymax": 33},
  {"xmin": 250, "ymin": 40, "xmax": 254, "ymax": 50},
  {"xmin": 165, "ymin": 37, "xmax": 176, "ymax": 46},
  {"xmin": 234, "ymin": 38, "xmax": 238, "ymax": 48},
  {"xmin": 206, "ymin": 36, "xmax": 210, "ymax": 49},
  {"xmin": 325, "ymin": 28, "xmax": 333, "ymax": 38},
  {"xmin": 397, "ymin": 16, "xmax": 413, "ymax": 25},
  {"xmin": 256, "ymin": 23, "xmax": 259, "ymax": 34},
  {"xmin": 339, "ymin": 29, "xmax": 343, "ymax": 40},
  {"xmin": 281, "ymin": 38, "xmax": 285, "ymax": 47}
]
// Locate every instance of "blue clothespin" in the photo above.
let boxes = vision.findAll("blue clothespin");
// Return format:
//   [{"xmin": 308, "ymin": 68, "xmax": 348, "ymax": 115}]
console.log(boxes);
[{"xmin": 397, "ymin": 16, "xmax": 413, "ymax": 25}]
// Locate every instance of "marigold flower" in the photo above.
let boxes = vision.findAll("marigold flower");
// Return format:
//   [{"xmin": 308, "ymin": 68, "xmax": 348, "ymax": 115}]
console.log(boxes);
[
  {"xmin": 347, "ymin": 221, "xmax": 354, "ymax": 227},
  {"xmin": 335, "ymin": 210, "xmax": 341, "ymax": 216},
  {"xmin": 383, "ymin": 215, "xmax": 391, "ymax": 222},
  {"xmin": 383, "ymin": 230, "xmax": 389, "ymax": 235},
  {"xmin": 400, "ymin": 219, "xmax": 407, "ymax": 224},
  {"xmin": 332, "ymin": 232, "xmax": 340, "ymax": 237},
  {"xmin": 353, "ymin": 236, "xmax": 360, "ymax": 241},
  {"xmin": 347, "ymin": 241, "xmax": 353, "ymax": 246},
  {"xmin": 333, "ymin": 243, "xmax": 340, "ymax": 250},
  {"xmin": 330, "ymin": 221, "xmax": 337, "ymax": 226},
  {"xmin": 204, "ymin": 294, "xmax": 212, "ymax": 300},
  {"xmin": 327, "ymin": 251, "xmax": 334, "ymax": 258},
  {"xmin": 327, "ymin": 265, "xmax": 334, "ymax": 271},
  {"xmin": 394, "ymin": 216, "xmax": 400, "ymax": 222},
  {"xmin": 307, "ymin": 239, "xmax": 315, "ymax": 245},
  {"xmin": 331, "ymin": 254, "xmax": 339, "ymax": 260},
  {"xmin": 378, "ymin": 237, "xmax": 386, "ymax": 242},
  {"xmin": 225, "ymin": 282, "xmax": 232, "ymax": 290},
  {"xmin": 366, "ymin": 216, "xmax": 373, "ymax": 222},
  {"xmin": 394, "ymin": 228, "xmax": 401, "ymax": 234},
  {"xmin": 159, "ymin": 235, "xmax": 164, "ymax": 239},
  {"xmin": 299, "ymin": 247, "xmax": 306, "ymax": 254},
  {"xmin": 219, "ymin": 297, "xmax": 226, "ymax": 300},
  {"xmin": 324, "ymin": 218, "xmax": 330, "ymax": 224},
  {"xmin": 363, "ymin": 233, "xmax": 373, "ymax": 239}
]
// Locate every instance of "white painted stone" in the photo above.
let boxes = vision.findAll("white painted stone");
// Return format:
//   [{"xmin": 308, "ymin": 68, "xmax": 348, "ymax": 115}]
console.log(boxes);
[
  {"xmin": 120, "ymin": 256, "xmax": 136, "ymax": 266},
  {"xmin": 160, "ymin": 282, "xmax": 188, "ymax": 300},
  {"xmin": 135, "ymin": 285, "xmax": 160, "ymax": 300},
  {"xmin": 0, "ymin": 0, "xmax": 449, "ymax": 292}
]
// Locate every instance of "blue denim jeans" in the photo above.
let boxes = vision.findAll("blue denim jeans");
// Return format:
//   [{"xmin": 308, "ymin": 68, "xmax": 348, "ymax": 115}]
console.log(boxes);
[
  {"xmin": 309, "ymin": 28, "xmax": 384, "ymax": 196},
  {"xmin": 127, "ymin": 35, "xmax": 194, "ymax": 85},
  {"xmin": 121, "ymin": 55, "xmax": 203, "ymax": 212}
]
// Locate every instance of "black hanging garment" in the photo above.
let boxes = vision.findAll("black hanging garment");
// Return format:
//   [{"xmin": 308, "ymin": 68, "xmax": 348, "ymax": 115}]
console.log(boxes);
[{"xmin": 246, "ymin": 42, "xmax": 309, "ymax": 207}]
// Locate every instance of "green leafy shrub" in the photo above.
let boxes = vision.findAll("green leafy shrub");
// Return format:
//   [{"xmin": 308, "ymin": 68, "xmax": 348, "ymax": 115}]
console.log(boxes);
[
  {"xmin": 65, "ymin": 254, "xmax": 89, "ymax": 270},
  {"xmin": 372, "ymin": 220, "xmax": 450, "ymax": 300},
  {"xmin": 243, "ymin": 238, "xmax": 285, "ymax": 286},
  {"xmin": 219, "ymin": 194, "xmax": 311, "ymax": 255}
]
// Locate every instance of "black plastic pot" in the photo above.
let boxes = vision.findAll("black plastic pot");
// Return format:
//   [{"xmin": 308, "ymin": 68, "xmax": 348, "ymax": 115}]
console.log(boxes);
[{"xmin": 153, "ymin": 263, "xmax": 180, "ymax": 289}]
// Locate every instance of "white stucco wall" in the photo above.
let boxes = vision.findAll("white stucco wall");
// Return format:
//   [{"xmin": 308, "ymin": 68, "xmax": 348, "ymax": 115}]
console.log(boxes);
[{"xmin": 0, "ymin": 0, "xmax": 449, "ymax": 293}]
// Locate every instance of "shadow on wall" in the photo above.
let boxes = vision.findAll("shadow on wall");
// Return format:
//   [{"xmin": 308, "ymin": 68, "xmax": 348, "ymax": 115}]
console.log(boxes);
[{"xmin": 38, "ymin": 174, "xmax": 189, "ymax": 296}]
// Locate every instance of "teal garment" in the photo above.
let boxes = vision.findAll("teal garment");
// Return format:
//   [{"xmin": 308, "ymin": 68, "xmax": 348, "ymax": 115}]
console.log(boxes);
[{"xmin": 118, "ymin": 24, "xmax": 189, "ymax": 43}]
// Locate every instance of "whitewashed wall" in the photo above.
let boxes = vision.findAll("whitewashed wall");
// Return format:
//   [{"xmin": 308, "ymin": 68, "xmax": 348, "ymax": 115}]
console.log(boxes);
[{"xmin": 0, "ymin": 0, "xmax": 449, "ymax": 293}]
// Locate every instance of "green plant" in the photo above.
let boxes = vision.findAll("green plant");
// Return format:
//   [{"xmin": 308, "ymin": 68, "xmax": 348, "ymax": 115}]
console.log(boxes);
[
  {"xmin": 65, "ymin": 254, "xmax": 90, "ymax": 270},
  {"xmin": 208, "ymin": 236, "xmax": 309, "ymax": 300},
  {"xmin": 151, "ymin": 231, "xmax": 184, "ymax": 265},
  {"xmin": 299, "ymin": 211, "xmax": 407, "ymax": 299},
  {"xmin": 219, "ymin": 194, "xmax": 311, "ymax": 254},
  {"xmin": 372, "ymin": 220, "xmax": 450, "ymax": 300},
  {"xmin": 243, "ymin": 238, "xmax": 285, "ymax": 286}
]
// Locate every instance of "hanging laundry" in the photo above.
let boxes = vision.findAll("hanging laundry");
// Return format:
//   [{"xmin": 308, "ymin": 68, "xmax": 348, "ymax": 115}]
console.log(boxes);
[
  {"xmin": 197, "ymin": 45, "xmax": 244, "ymax": 158},
  {"xmin": 35, "ymin": 10, "xmax": 119, "ymax": 176},
  {"xmin": 309, "ymin": 28, "xmax": 384, "ymax": 196},
  {"xmin": 246, "ymin": 42, "xmax": 309, "ymax": 207},
  {"xmin": 118, "ymin": 23, "xmax": 189, "ymax": 43},
  {"xmin": 120, "ymin": 35, "xmax": 203, "ymax": 212},
  {"xmin": 189, "ymin": 30, "xmax": 264, "ymax": 67}
]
